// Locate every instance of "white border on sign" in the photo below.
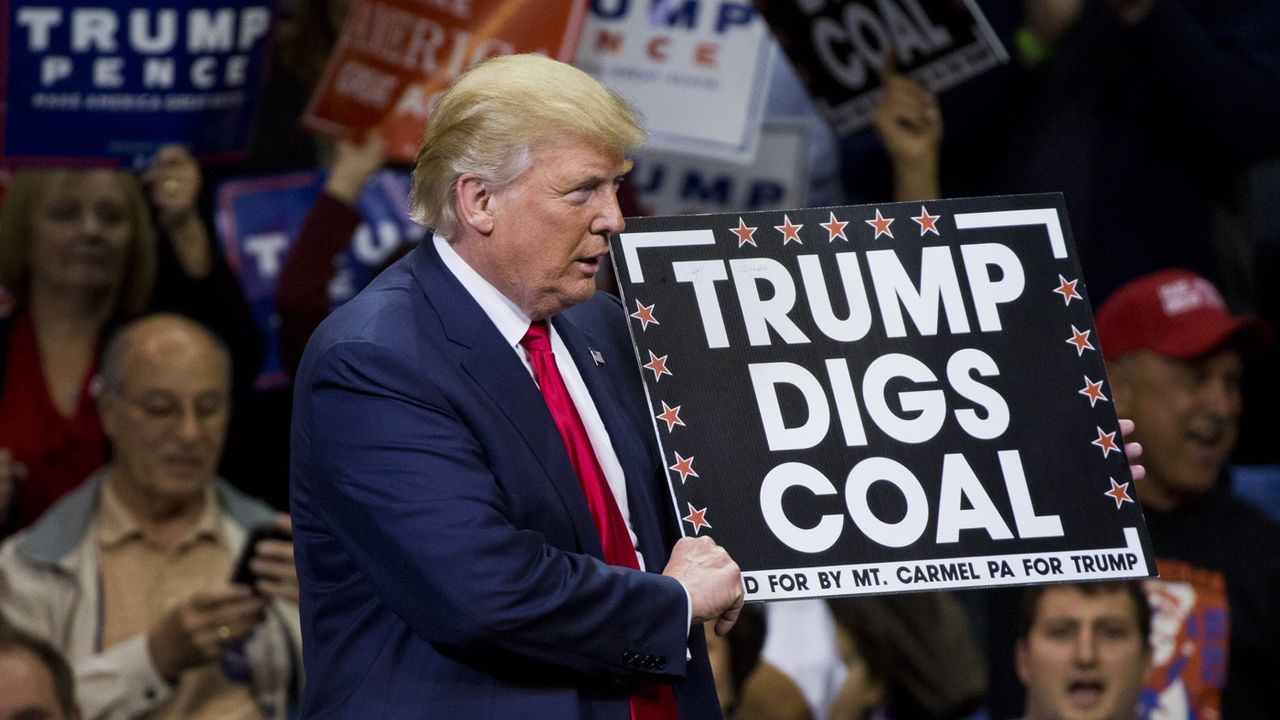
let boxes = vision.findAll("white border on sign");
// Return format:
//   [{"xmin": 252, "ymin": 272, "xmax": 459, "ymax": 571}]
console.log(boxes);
[
  {"xmin": 954, "ymin": 208, "xmax": 1068, "ymax": 259},
  {"xmin": 618, "ymin": 229, "xmax": 717, "ymax": 283},
  {"xmin": 743, "ymin": 528, "xmax": 1149, "ymax": 601}
]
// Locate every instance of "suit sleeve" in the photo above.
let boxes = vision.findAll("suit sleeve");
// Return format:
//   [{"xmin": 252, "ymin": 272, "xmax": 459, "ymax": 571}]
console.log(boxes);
[{"xmin": 296, "ymin": 337, "xmax": 691, "ymax": 681}]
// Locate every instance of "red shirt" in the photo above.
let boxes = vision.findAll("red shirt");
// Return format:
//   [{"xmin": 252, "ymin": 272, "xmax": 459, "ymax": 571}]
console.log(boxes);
[{"xmin": 0, "ymin": 312, "xmax": 105, "ymax": 529}]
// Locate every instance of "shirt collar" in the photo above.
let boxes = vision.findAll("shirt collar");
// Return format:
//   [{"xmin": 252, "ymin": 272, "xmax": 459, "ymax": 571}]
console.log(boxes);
[
  {"xmin": 98, "ymin": 479, "xmax": 224, "ymax": 551},
  {"xmin": 434, "ymin": 232, "xmax": 534, "ymax": 348}
]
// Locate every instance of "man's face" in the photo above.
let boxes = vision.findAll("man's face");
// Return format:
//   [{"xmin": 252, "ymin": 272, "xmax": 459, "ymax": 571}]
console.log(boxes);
[
  {"xmin": 1111, "ymin": 348, "xmax": 1242, "ymax": 510},
  {"xmin": 0, "ymin": 648, "xmax": 75, "ymax": 720},
  {"xmin": 469, "ymin": 140, "xmax": 628, "ymax": 320},
  {"xmin": 1017, "ymin": 587, "xmax": 1150, "ymax": 720},
  {"xmin": 100, "ymin": 325, "xmax": 231, "ymax": 506}
]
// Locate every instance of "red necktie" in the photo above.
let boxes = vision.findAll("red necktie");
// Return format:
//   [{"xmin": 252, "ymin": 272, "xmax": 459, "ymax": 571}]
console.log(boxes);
[{"xmin": 521, "ymin": 321, "xmax": 679, "ymax": 720}]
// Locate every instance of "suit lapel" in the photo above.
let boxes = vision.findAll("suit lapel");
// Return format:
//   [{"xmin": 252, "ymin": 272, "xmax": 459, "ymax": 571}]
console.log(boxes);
[
  {"xmin": 409, "ymin": 243, "xmax": 602, "ymax": 557},
  {"xmin": 553, "ymin": 313, "xmax": 670, "ymax": 571}
]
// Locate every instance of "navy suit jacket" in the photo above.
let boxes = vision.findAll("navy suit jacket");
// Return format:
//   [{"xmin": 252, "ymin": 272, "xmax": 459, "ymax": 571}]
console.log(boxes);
[{"xmin": 290, "ymin": 240, "xmax": 721, "ymax": 719}]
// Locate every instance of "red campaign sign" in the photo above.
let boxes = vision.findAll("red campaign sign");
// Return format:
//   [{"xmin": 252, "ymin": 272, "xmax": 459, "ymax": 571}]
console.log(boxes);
[{"xmin": 301, "ymin": 0, "xmax": 588, "ymax": 163}]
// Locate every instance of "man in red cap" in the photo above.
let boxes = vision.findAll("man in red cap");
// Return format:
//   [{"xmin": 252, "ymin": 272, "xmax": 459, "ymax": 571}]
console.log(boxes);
[{"xmin": 1097, "ymin": 268, "xmax": 1278, "ymax": 719}]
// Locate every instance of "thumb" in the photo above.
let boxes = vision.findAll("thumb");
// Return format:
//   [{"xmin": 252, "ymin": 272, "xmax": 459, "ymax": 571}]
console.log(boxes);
[{"xmin": 715, "ymin": 604, "xmax": 742, "ymax": 636}]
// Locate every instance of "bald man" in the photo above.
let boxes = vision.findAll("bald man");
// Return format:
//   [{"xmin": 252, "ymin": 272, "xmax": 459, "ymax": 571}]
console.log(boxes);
[
  {"xmin": 0, "ymin": 625, "xmax": 81, "ymax": 720},
  {"xmin": 0, "ymin": 314, "xmax": 301, "ymax": 719}
]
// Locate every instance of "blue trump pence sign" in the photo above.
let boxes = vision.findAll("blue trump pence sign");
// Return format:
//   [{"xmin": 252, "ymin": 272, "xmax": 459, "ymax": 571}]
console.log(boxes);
[{"xmin": 2, "ymin": 0, "xmax": 273, "ymax": 165}]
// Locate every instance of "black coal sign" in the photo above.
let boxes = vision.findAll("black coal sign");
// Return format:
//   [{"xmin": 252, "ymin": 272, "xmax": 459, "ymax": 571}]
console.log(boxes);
[
  {"xmin": 611, "ymin": 194, "xmax": 1155, "ymax": 600},
  {"xmin": 755, "ymin": 0, "xmax": 1007, "ymax": 136}
]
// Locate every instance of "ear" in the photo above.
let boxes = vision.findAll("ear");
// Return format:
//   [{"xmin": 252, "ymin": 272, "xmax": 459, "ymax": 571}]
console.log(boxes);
[
  {"xmin": 454, "ymin": 173, "xmax": 495, "ymax": 235},
  {"xmin": 97, "ymin": 391, "xmax": 121, "ymax": 444}
]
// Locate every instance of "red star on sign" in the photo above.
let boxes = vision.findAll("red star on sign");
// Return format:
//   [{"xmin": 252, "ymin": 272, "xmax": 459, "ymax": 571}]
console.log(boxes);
[
  {"xmin": 1092, "ymin": 426, "xmax": 1120, "ymax": 457},
  {"xmin": 820, "ymin": 211, "xmax": 849, "ymax": 242},
  {"xmin": 911, "ymin": 206, "xmax": 940, "ymax": 236},
  {"xmin": 774, "ymin": 214, "xmax": 803, "ymax": 245},
  {"xmin": 630, "ymin": 300, "xmax": 659, "ymax": 331},
  {"xmin": 669, "ymin": 452, "xmax": 699, "ymax": 483},
  {"xmin": 1104, "ymin": 477, "xmax": 1134, "ymax": 509},
  {"xmin": 1066, "ymin": 325, "xmax": 1095, "ymax": 356},
  {"xmin": 730, "ymin": 217, "xmax": 757, "ymax": 248},
  {"xmin": 683, "ymin": 503, "xmax": 711, "ymax": 534},
  {"xmin": 643, "ymin": 350, "xmax": 672, "ymax": 382},
  {"xmin": 656, "ymin": 401, "xmax": 685, "ymax": 432},
  {"xmin": 866, "ymin": 209, "xmax": 895, "ymax": 239},
  {"xmin": 1053, "ymin": 274, "xmax": 1083, "ymax": 306},
  {"xmin": 1078, "ymin": 376, "xmax": 1108, "ymax": 407}
]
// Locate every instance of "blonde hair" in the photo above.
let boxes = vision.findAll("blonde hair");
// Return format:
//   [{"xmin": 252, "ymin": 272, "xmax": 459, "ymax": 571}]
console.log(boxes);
[
  {"xmin": 410, "ymin": 54, "xmax": 645, "ymax": 238},
  {"xmin": 0, "ymin": 168, "xmax": 156, "ymax": 318}
]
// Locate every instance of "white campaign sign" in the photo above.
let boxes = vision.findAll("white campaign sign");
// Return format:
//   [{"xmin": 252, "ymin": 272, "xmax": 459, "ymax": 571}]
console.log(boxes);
[
  {"xmin": 630, "ymin": 120, "xmax": 809, "ymax": 215},
  {"xmin": 574, "ymin": 0, "xmax": 775, "ymax": 163}
]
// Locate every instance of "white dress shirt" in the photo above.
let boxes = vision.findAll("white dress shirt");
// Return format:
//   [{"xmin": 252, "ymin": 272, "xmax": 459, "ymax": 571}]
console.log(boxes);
[
  {"xmin": 435, "ymin": 234, "xmax": 695, "ymax": 637},
  {"xmin": 434, "ymin": 234, "xmax": 644, "ymax": 564}
]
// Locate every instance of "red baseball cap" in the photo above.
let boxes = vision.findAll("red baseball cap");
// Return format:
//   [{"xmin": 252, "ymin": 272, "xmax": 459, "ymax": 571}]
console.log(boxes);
[{"xmin": 1095, "ymin": 269, "xmax": 1273, "ymax": 360}]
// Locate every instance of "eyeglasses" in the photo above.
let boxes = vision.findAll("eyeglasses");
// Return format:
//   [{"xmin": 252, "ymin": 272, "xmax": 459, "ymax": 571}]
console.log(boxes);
[{"xmin": 113, "ymin": 390, "xmax": 229, "ymax": 431}]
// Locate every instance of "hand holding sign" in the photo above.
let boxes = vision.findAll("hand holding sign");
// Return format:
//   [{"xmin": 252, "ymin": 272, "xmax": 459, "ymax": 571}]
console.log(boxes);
[
  {"xmin": 324, "ymin": 133, "xmax": 386, "ymax": 206},
  {"xmin": 1119, "ymin": 418, "xmax": 1145, "ymax": 481},
  {"xmin": 1024, "ymin": 0, "xmax": 1084, "ymax": 50},
  {"xmin": 872, "ymin": 57, "xmax": 942, "ymax": 202},
  {"xmin": 143, "ymin": 144, "xmax": 212, "ymax": 278},
  {"xmin": 612, "ymin": 194, "xmax": 1157, "ymax": 601},
  {"xmin": 663, "ymin": 536, "xmax": 744, "ymax": 636},
  {"xmin": 143, "ymin": 145, "xmax": 202, "ymax": 227}
]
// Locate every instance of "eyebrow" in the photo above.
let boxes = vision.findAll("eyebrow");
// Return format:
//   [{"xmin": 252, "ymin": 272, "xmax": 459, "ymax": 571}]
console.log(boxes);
[{"xmin": 558, "ymin": 161, "xmax": 634, "ymax": 193}]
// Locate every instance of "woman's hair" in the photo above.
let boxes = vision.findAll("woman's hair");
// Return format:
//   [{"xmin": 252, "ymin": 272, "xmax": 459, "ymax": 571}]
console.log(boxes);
[
  {"xmin": 409, "ymin": 53, "xmax": 645, "ymax": 238},
  {"xmin": 0, "ymin": 168, "xmax": 156, "ymax": 317}
]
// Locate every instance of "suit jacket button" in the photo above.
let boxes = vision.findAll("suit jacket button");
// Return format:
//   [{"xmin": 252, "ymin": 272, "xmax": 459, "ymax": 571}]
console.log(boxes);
[{"xmin": 656, "ymin": 657, "xmax": 668, "ymax": 670}]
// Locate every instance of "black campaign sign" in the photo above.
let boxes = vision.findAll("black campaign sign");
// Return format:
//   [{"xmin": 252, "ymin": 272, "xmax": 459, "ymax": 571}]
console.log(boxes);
[
  {"xmin": 754, "ymin": 0, "xmax": 1006, "ymax": 137},
  {"xmin": 611, "ymin": 194, "xmax": 1155, "ymax": 600}
]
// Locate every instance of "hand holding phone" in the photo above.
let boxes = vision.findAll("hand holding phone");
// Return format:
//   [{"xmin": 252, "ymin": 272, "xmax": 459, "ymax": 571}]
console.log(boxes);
[{"xmin": 230, "ymin": 516, "xmax": 296, "ymax": 601}]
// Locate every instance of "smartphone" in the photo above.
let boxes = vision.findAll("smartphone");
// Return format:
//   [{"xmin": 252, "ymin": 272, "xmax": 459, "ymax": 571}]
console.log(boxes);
[{"xmin": 230, "ymin": 523, "xmax": 293, "ymax": 592}]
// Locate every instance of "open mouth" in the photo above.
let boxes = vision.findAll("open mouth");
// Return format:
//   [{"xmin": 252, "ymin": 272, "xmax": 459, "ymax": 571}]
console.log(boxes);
[
  {"xmin": 1184, "ymin": 424, "xmax": 1230, "ymax": 463},
  {"xmin": 1067, "ymin": 680, "xmax": 1105, "ymax": 709},
  {"xmin": 1185, "ymin": 426, "xmax": 1224, "ymax": 448}
]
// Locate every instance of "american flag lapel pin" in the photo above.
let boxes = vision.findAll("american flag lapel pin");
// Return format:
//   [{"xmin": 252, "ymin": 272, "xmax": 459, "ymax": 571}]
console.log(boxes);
[{"xmin": 590, "ymin": 349, "xmax": 605, "ymax": 366}]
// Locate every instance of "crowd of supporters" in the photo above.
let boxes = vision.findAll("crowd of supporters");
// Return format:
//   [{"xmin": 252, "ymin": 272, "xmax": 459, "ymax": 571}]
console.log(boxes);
[{"xmin": 1, "ymin": 0, "xmax": 1278, "ymax": 718}]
